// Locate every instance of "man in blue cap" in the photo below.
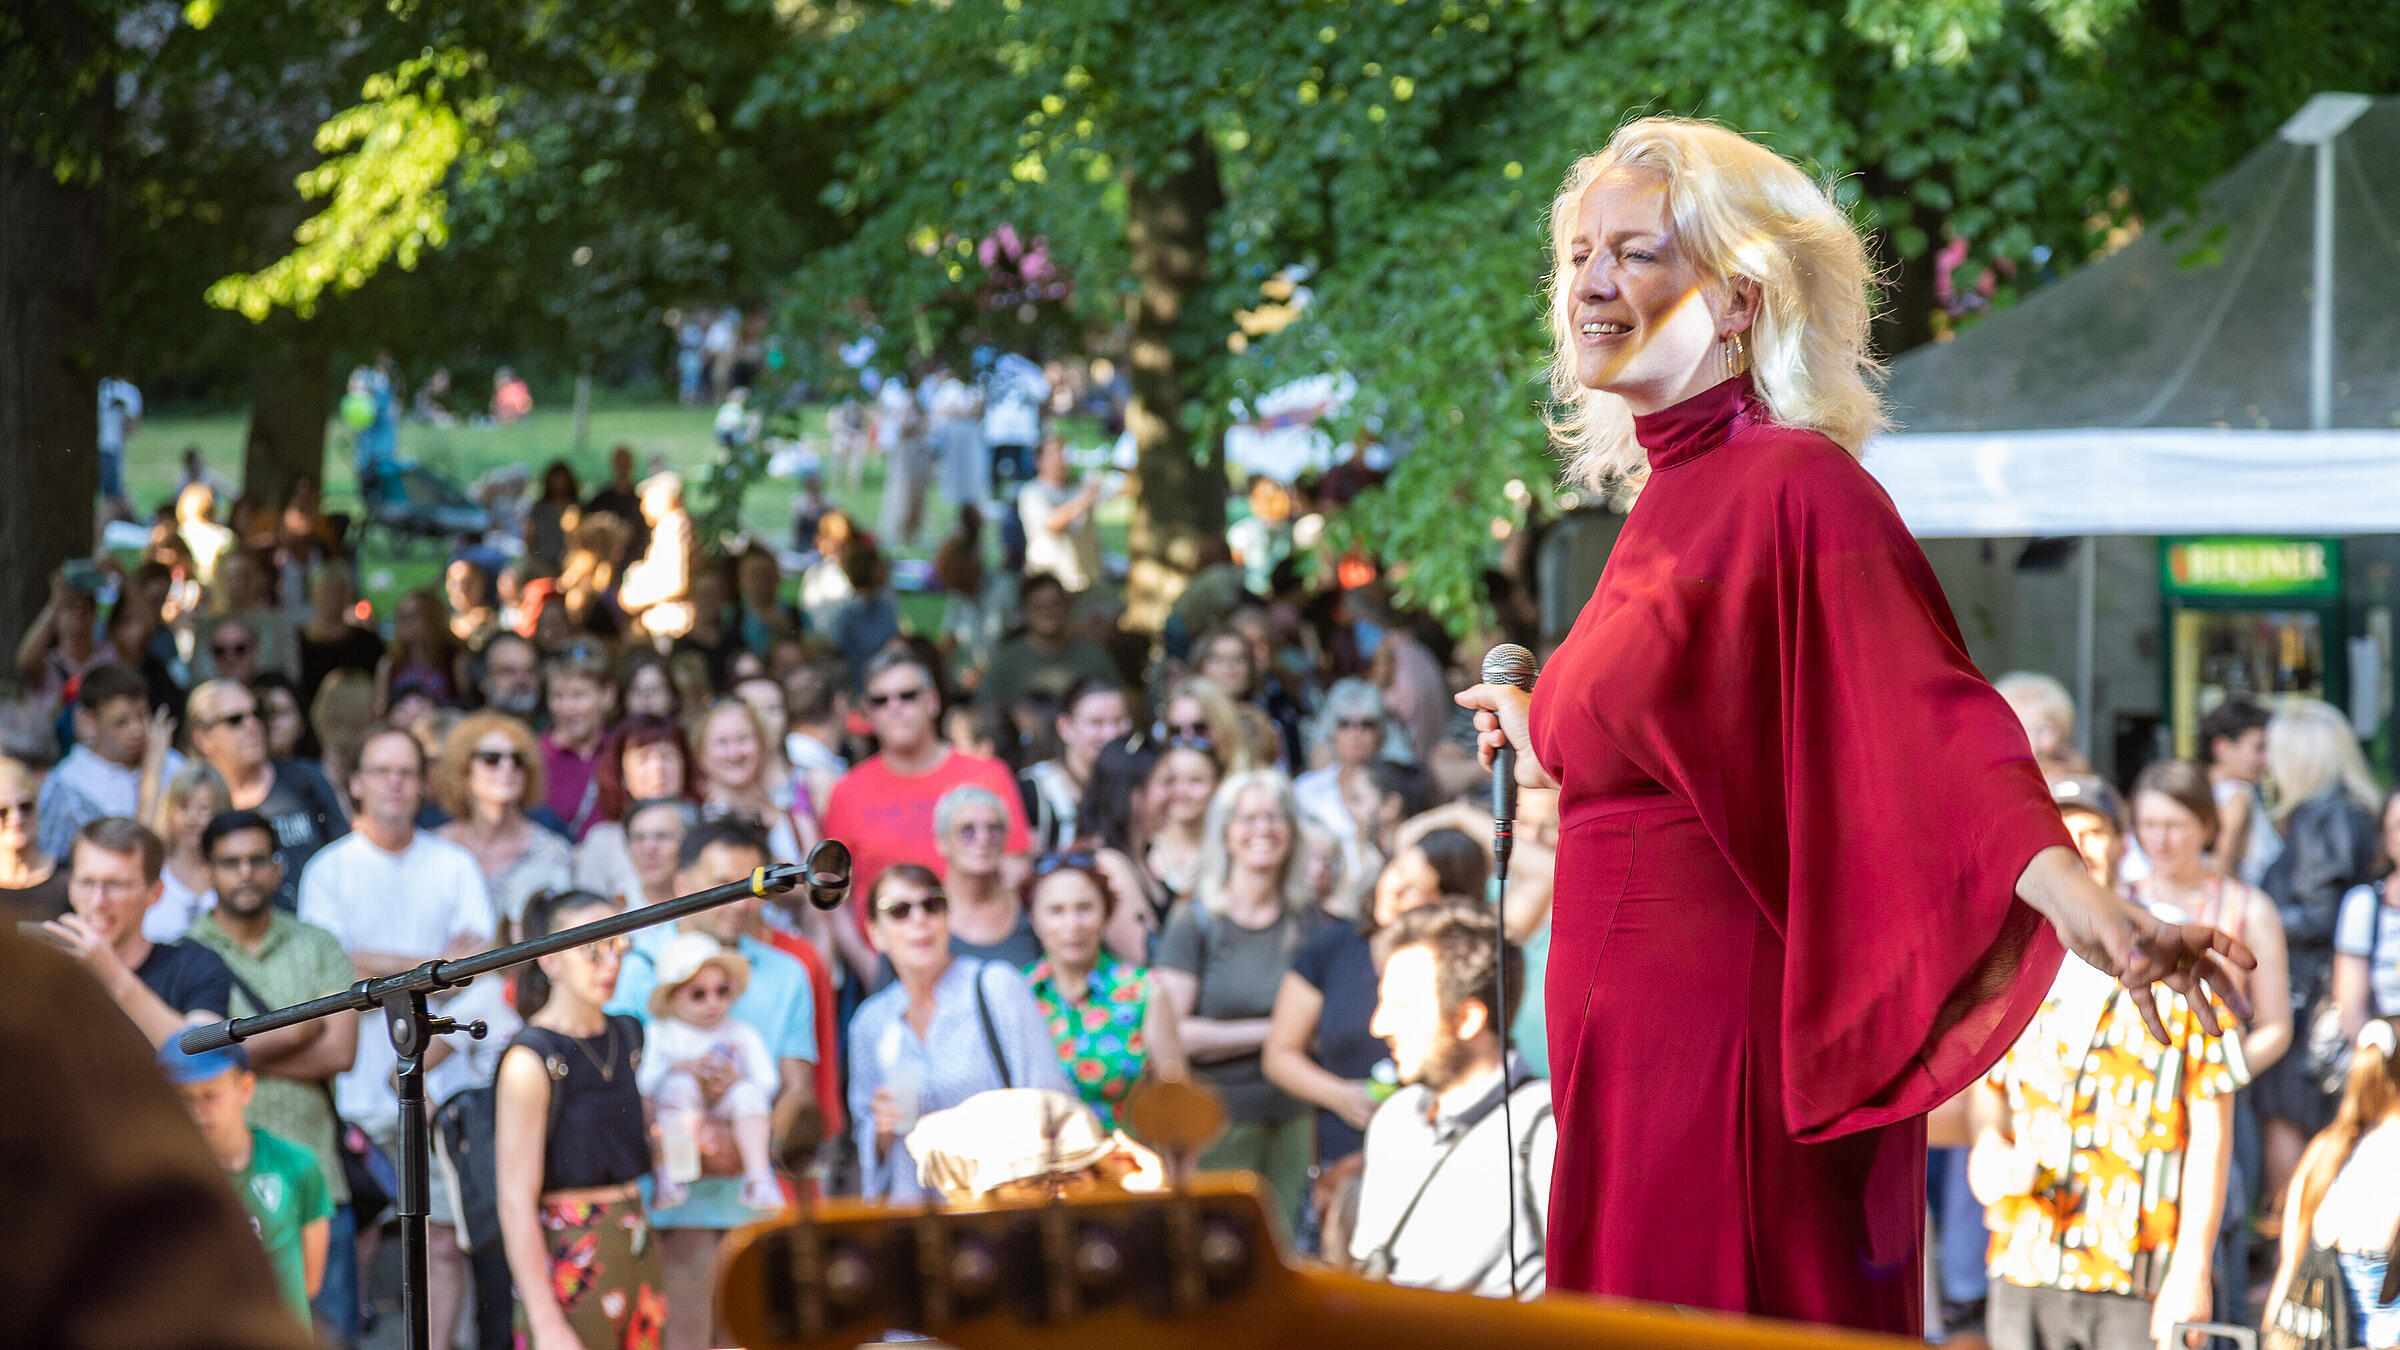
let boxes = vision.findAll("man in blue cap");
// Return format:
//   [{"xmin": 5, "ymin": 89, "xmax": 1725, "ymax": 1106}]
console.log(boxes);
[{"xmin": 161, "ymin": 1042, "xmax": 332, "ymax": 1322}]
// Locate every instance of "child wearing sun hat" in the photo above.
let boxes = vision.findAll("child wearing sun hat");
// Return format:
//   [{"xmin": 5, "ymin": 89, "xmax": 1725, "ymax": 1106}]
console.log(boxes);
[{"xmin": 640, "ymin": 931, "xmax": 783, "ymax": 1211}]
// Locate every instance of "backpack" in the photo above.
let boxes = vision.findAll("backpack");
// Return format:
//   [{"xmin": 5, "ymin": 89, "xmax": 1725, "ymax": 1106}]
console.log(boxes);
[{"xmin": 433, "ymin": 1030, "xmax": 567, "ymax": 1254}]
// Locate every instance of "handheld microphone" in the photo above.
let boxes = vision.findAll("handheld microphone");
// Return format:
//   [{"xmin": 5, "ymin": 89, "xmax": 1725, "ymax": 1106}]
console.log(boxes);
[
  {"xmin": 1481, "ymin": 643, "xmax": 1540, "ymax": 873},
  {"xmin": 803, "ymin": 838, "xmax": 854, "ymax": 912}
]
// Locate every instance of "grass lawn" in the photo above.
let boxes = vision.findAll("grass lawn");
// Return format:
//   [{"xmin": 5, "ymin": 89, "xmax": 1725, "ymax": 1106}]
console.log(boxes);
[{"xmin": 128, "ymin": 393, "xmax": 1133, "ymax": 631}]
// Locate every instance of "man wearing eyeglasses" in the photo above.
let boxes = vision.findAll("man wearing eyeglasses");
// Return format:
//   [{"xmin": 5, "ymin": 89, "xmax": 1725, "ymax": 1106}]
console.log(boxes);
[
  {"xmin": 46, "ymin": 816, "xmax": 234, "ymax": 1047},
  {"xmin": 187, "ymin": 680, "xmax": 348, "ymax": 910},
  {"xmin": 820, "ymin": 650, "xmax": 1030, "ymax": 985}
]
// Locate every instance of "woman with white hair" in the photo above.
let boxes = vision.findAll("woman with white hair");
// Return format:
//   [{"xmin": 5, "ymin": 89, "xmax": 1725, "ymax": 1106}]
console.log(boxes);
[
  {"xmin": 934, "ymin": 782, "xmax": 1040, "ymax": 965},
  {"xmin": 2256, "ymin": 698, "xmax": 2385, "ymax": 1212},
  {"xmin": 1151, "ymin": 768, "xmax": 1318, "ymax": 1232},
  {"xmin": 1458, "ymin": 116, "xmax": 2251, "ymax": 1330},
  {"xmin": 1291, "ymin": 678, "xmax": 1392, "ymax": 887}
]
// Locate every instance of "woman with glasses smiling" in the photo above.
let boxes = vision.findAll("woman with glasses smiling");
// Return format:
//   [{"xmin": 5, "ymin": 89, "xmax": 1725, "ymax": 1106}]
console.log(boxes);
[
  {"xmin": 934, "ymin": 784, "xmax": 1041, "ymax": 966},
  {"xmin": 436, "ymin": 713, "xmax": 573, "ymax": 940},
  {"xmin": 845, "ymin": 864, "xmax": 1072, "ymax": 1203},
  {"xmin": 494, "ymin": 888, "xmax": 667, "ymax": 1350},
  {"xmin": 0, "ymin": 755, "xmax": 70, "ymax": 922}
]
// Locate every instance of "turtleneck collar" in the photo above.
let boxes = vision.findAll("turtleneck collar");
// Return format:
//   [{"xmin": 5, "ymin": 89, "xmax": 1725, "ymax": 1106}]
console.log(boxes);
[{"xmin": 1630, "ymin": 374, "xmax": 1760, "ymax": 473}]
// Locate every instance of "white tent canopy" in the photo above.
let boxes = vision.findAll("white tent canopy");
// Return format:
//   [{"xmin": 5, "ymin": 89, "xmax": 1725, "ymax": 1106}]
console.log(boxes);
[
  {"xmin": 1864, "ymin": 427, "xmax": 2400, "ymax": 537},
  {"xmin": 1867, "ymin": 92, "xmax": 2400, "ymax": 540}
]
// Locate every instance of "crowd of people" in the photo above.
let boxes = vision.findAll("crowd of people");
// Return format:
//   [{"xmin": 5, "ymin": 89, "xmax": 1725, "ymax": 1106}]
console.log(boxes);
[
  {"xmin": 0, "ymin": 398, "xmax": 1552, "ymax": 1350},
  {"xmin": 1948, "ymin": 677, "xmax": 2400, "ymax": 1350},
  {"xmin": 11, "ymin": 360, "xmax": 2398, "ymax": 1350}
]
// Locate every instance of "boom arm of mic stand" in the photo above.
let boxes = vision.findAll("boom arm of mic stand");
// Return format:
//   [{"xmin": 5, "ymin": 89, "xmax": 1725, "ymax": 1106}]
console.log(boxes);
[{"xmin": 179, "ymin": 861, "xmax": 808, "ymax": 1054}]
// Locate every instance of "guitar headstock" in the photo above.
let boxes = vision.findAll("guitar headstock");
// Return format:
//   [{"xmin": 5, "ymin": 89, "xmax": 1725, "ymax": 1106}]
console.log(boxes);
[{"xmin": 717, "ymin": 1176, "xmax": 1293, "ymax": 1350}]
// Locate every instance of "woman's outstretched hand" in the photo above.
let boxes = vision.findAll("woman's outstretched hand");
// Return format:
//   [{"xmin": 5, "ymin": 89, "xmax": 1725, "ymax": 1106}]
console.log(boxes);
[
  {"xmin": 2017, "ymin": 847, "xmax": 2257, "ymax": 1044},
  {"xmin": 1454, "ymin": 682, "xmax": 1560, "ymax": 793}
]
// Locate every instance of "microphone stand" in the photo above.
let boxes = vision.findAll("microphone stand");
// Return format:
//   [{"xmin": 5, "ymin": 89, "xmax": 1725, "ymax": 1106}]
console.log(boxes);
[{"xmin": 179, "ymin": 845, "xmax": 853, "ymax": 1350}]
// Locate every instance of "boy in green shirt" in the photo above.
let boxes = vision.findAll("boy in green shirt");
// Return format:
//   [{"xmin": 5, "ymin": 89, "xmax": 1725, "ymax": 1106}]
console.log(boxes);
[{"xmin": 161, "ymin": 1043, "xmax": 332, "ymax": 1321}]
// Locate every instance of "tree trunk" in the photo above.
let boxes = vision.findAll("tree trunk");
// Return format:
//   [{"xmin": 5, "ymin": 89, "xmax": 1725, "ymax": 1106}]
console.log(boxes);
[
  {"xmin": 0, "ymin": 85, "xmax": 107, "ymax": 667},
  {"xmin": 1120, "ymin": 133, "xmax": 1228, "ymax": 634},
  {"xmin": 242, "ymin": 326, "xmax": 330, "ymax": 510}
]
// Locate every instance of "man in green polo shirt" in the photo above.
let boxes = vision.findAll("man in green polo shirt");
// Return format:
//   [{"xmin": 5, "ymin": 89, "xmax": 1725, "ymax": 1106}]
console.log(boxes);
[
  {"xmin": 162, "ymin": 1042, "xmax": 332, "ymax": 1320},
  {"xmin": 186, "ymin": 809, "xmax": 361, "ymax": 1340}
]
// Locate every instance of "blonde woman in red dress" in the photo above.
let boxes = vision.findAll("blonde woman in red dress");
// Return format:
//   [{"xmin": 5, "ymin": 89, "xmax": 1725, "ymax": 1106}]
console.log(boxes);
[{"xmin": 1458, "ymin": 116, "xmax": 2254, "ymax": 1334}]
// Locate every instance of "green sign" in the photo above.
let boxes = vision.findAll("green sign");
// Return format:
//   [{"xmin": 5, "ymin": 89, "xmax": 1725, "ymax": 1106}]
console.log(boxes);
[{"xmin": 2161, "ymin": 536, "xmax": 2341, "ymax": 597}]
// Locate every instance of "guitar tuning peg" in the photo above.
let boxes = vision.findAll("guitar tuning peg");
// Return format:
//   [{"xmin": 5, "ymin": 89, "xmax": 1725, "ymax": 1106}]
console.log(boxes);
[{"xmin": 1120, "ymin": 1079, "xmax": 1226, "ymax": 1188}]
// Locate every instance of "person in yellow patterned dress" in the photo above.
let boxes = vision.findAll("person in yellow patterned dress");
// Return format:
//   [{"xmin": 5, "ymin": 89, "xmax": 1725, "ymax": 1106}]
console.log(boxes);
[{"xmin": 1969, "ymin": 785, "xmax": 2247, "ymax": 1350}]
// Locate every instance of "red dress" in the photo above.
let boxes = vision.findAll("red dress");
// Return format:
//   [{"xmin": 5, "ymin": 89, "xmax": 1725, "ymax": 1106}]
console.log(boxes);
[{"xmin": 1528, "ymin": 376, "xmax": 2070, "ymax": 1332}]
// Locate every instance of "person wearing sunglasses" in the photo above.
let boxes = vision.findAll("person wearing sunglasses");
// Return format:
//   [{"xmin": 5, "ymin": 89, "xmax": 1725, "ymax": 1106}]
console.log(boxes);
[
  {"xmin": 847, "ymin": 864, "xmax": 1072, "ymax": 1204},
  {"xmin": 0, "ymin": 755, "xmax": 72, "ymax": 923},
  {"xmin": 821, "ymin": 649, "xmax": 1030, "ymax": 984},
  {"xmin": 934, "ymin": 784, "xmax": 1042, "ymax": 967},
  {"xmin": 200, "ymin": 551, "xmax": 298, "ymax": 683},
  {"xmin": 186, "ymin": 679, "xmax": 349, "ymax": 910},
  {"xmin": 641, "ymin": 932, "xmax": 785, "ymax": 1213},
  {"xmin": 435, "ymin": 713, "xmax": 574, "ymax": 941},
  {"xmin": 1292, "ymin": 677, "xmax": 1395, "ymax": 890}
]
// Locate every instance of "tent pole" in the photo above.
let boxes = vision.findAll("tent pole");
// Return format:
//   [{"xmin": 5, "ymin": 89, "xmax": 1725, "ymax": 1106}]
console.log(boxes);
[
  {"xmin": 2311, "ymin": 136, "xmax": 2335, "ymax": 430},
  {"xmin": 2076, "ymin": 537, "xmax": 2097, "ymax": 761}
]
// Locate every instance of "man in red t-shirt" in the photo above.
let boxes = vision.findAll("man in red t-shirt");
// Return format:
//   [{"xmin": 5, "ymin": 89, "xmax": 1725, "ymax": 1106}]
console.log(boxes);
[{"xmin": 819, "ymin": 650, "xmax": 1028, "ymax": 982}]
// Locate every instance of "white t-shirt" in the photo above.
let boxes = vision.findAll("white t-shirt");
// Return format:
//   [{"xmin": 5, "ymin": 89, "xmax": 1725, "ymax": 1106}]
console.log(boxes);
[
  {"xmin": 98, "ymin": 378, "xmax": 142, "ymax": 450},
  {"xmin": 638, "ymin": 1015, "xmax": 780, "ymax": 1107},
  {"xmin": 299, "ymin": 830, "xmax": 497, "ymax": 1122},
  {"xmin": 2336, "ymin": 882, "xmax": 2400, "ymax": 1018},
  {"xmin": 146, "ymin": 867, "xmax": 215, "ymax": 943},
  {"xmin": 1019, "ymin": 478, "xmax": 1099, "ymax": 593}
]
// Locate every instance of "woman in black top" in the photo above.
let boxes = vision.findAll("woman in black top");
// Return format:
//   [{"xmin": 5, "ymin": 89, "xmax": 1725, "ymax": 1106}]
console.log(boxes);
[{"xmin": 496, "ymin": 889, "xmax": 665, "ymax": 1350}]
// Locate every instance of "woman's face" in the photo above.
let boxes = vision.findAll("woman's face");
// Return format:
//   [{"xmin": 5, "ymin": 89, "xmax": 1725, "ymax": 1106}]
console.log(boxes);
[
  {"xmin": 1564, "ymin": 167, "xmax": 1742, "ymax": 413},
  {"xmin": 700, "ymin": 709, "xmax": 761, "ymax": 794},
  {"xmin": 1161, "ymin": 696, "xmax": 1211, "ymax": 744},
  {"xmin": 2133, "ymin": 790, "xmax": 2209, "ymax": 875},
  {"xmin": 626, "ymin": 804, "xmax": 687, "ymax": 891},
  {"xmin": 1373, "ymin": 845, "xmax": 1443, "ymax": 929},
  {"xmin": 624, "ymin": 666, "xmax": 676, "ymax": 719},
  {"xmin": 175, "ymin": 787, "xmax": 222, "ymax": 849},
  {"xmin": 1332, "ymin": 708, "xmax": 1382, "ymax": 769},
  {"xmin": 1224, "ymin": 786, "xmax": 1292, "ymax": 874},
  {"xmin": 940, "ymin": 802, "xmax": 1009, "ymax": 880},
  {"xmin": 1200, "ymin": 637, "xmax": 1252, "ymax": 699},
  {"xmin": 261, "ymin": 687, "xmax": 304, "ymax": 758},
  {"xmin": 445, "ymin": 561, "xmax": 485, "ymax": 613},
  {"xmin": 736, "ymin": 680, "xmax": 788, "ymax": 746},
  {"xmin": 1029, "ymin": 870, "xmax": 1107, "ymax": 970},
  {"xmin": 468, "ymin": 730, "xmax": 527, "ymax": 811},
  {"xmin": 543, "ymin": 906, "xmax": 626, "ymax": 1006},
  {"xmin": 622, "ymin": 739, "xmax": 686, "ymax": 801},
  {"xmin": 870, "ymin": 875, "xmax": 951, "ymax": 982},
  {"xmin": 1157, "ymin": 748, "xmax": 1220, "ymax": 828},
  {"xmin": 1301, "ymin": 832, "xmax": 1341, "ymax": 902}
]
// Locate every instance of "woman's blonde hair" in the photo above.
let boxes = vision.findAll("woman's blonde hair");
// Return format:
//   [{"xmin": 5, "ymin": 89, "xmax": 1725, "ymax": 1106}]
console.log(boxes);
[
  {"xmin": 433, "ymin": 712, "xmax": 546, "ymax": 819},
  {"xmin": 1193, "ymin": 768, "xmax": 1314, "ymax": 924},
  {"xmin": 2289, "ymin": 1016, "xmax": 2400, "ymax": 1250},
  {"xmin": 150, "ymin": 762, "xmax": 229, "ymax": 838},
  {"xmin": 1162, "ymin": 676, "xmax": 1260, "ymax": 774},
  {"xmin": 2265, "ymin": 699, "xmax": 2380, "ymax": 824},
  {"xmin": 1545, "ymin": 116, "xmax": 1884, "ymax": 488}
]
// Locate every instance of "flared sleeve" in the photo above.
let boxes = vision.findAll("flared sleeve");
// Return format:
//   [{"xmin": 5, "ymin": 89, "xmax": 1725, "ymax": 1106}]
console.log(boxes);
[{"xmin": 1626, "ymin": 435, "xmax": 2069, "ymax": 1142}]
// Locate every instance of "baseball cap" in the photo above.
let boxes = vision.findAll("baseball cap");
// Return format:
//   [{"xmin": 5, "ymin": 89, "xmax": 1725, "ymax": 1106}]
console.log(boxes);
[
  {"xmin": 2049, "ymin": 773, "xmax": 2126, "ymax": 833},
  {"xmin": 159, "ymin": 1041, "xmax": 251, "ymax": 1084}
]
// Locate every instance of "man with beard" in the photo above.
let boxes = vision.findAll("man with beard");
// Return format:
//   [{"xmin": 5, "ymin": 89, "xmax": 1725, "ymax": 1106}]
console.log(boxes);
[
  {"xmin": 188, "ymin": 809, "xmax": 362, "ymax": 1345},
  {"xmin": 476, "ymin": 631, "xmax": 542, "ymax": 721},
  {"xmin": 1349, "ymin": 898, "xmax": 1554, "ymax": 1298}
]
